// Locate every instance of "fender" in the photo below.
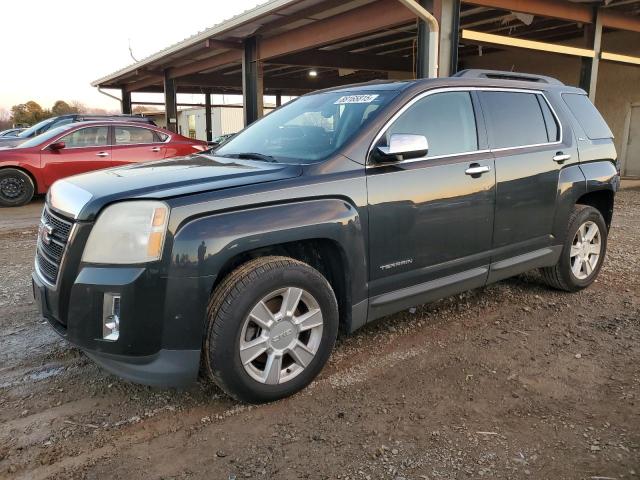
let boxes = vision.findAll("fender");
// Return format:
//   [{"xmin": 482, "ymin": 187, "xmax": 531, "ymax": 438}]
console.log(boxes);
[
  {"xmin": 579, "ymin": 160, "xmax": 619, "ymax": 194},
  {"xmin": 160, "ymin": 198, "xmax": 367, "ymax": 349},
  {"xmin": 551, "ymin": 160, "xmax": 618, "ymax": 244},
  {"xmin": 551, "ymin": 164, "xmax": 587, "ymax": 242}
]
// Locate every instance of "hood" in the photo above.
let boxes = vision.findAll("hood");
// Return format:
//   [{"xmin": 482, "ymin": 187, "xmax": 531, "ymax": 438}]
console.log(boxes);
[{"xmin": 49, "ymin": 154, "xmax": 303, "ymax": 221}]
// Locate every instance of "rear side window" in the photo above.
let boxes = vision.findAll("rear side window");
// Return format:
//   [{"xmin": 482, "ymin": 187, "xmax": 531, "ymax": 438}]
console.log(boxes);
[
  {"xmin": 480, "ymin": 91, "xmax": 551, "ymax": 149},
  {"xmin": 562, "ymin": 93, "xmax": 612, "ymax": 140},
  {"xmin": 382, "ymin": 91, "xmax": 478, "ymax": 157},
  {"xmin": 114, "ymin": 126, "xmax": 156, "ymax": 145},
  {"xmin": 537, "ymin": 95, "xmax": 560, "ymax": 142}
]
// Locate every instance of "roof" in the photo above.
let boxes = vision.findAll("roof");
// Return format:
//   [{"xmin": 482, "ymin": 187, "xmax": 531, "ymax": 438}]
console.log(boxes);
[
  {"xmin": 92, "ymin": 0, "xmax": 640, "ymax": 96},
  {"xmin": 91, "ymin": 0, "xmax": 305, "ymax": 87}
]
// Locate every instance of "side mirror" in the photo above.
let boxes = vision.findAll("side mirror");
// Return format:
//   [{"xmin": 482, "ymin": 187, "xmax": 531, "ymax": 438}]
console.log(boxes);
[
  {"xmin": 49, "ymin": 141, "xmax": 65, "ymax": 151},
  {"xmin": 376, "ymin": 133, "xmax": 428, "ymax": 161}
]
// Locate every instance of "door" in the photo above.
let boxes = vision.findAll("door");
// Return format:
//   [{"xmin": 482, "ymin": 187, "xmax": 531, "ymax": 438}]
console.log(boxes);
[
  {"xmin": 478, "ymin": 90, "xmax": 574, "ymax": 262},
  {"xmin": 40, "ymin": 125, "xmax": 111, "ymax": 187},
  {"xmin": 623, "ymin": 105, "xmax": 640, "ymax": 177},
  {"xmin": 111, "ymin": 125, "xmax": 167, "ymax": 166},
  {"xmin": 367, "ymin": 90, "xmax": 495, "ymax": 318}
]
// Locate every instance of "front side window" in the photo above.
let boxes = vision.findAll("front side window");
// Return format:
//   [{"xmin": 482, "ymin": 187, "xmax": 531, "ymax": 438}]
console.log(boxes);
[
  {"xmin": 215, "ymin": 89, "xmax": 398, "ymax": 163},
  {"xmin": 60, "ymin": 126, "xmax": 109, "ymax": 148},
  {"xmin": 114, "ymin": 126, "xmax": 157, "ymax": 145},
  {"xmin": 480, "ymin": 91, "xmax": 550, "ymax": 149},
  {"xmin": 376, "ymin": 91, "xmax": 478, "ymax": 158}
]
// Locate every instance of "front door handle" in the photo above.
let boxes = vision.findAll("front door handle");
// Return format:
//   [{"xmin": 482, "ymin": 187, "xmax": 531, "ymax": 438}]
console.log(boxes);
[
  {"xmin": 96, "ymin": 152, "xmax": 109, "ymax": 157},
  {"xmin": 465, "ymin": 164, "xmax": 491, "ymax": 176},
  {"xmin": 151, "ymin": 147, "xmax": 161, "ymax": 152},
  {"xmin": 553, "ymin": 152, "xmax": 571, "ymax": 163}
]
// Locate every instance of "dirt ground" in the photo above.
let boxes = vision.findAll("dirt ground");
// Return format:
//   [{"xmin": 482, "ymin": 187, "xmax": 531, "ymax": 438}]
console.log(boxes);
[{"xmin": 0, "ymin": 189, "xmax": 638, "ymax": 480}]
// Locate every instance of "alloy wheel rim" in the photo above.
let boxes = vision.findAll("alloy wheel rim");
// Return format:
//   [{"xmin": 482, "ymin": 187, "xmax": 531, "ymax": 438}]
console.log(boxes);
[
  {"xmin": 239, "ymin": 287, "xmax": 324, "ymax": 385},
  {"xmin": 570, "ymin": 220, "xmax": 601, "ymax": 280},
  {"xmin": 0, "ymin": 177, "xmax": 25, "ymax": 200}
]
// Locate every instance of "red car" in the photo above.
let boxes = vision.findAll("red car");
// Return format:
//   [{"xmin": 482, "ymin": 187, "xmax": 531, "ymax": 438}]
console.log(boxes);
[{"xmin": 0, "ymin": 121, "xmax": 208, "ymax": 206}]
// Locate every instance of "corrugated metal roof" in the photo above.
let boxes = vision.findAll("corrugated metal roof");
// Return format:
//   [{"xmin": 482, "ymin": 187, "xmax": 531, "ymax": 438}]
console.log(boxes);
[{"xmin": 91, "ymin": 0, "xmax": 302, "ymax": 87}]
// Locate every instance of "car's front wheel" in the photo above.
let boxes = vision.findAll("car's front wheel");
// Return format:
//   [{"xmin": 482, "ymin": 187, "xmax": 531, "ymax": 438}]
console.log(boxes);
[
  {"xmin": 541, "ymin": 204, "xmax": 608, "ymax": 292},
  {"xmin": 0, "ymin": 168, "xmax": 35, "ymax": 207},
  {"xmin": 203, "ymin": 256, "xmax": 339, "ymax": 403}
]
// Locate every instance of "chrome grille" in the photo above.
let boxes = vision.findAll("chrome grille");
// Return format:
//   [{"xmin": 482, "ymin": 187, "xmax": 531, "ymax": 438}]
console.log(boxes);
[{"xmin": 36, "ymin": 205, "xmax": 74, "ymax": 285}]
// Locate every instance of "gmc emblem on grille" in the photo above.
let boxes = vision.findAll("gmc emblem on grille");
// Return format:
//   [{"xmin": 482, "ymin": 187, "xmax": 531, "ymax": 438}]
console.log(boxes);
[{"xmin": 38, "ymin": 222, "xmax": 54, "ymax": 246}]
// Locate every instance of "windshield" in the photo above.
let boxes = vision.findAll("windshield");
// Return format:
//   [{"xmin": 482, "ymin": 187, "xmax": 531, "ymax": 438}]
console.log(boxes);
[
  {"xmin": 215, "ymin": 90, "xmax": 397, "ymax": 163},
  {"xmin": 16, "ymin": 125, "xmax": 74, "ymax": 149},
  {"xmin": 17, "ymin": 117, "xmax": 57, "ymax": 138}
]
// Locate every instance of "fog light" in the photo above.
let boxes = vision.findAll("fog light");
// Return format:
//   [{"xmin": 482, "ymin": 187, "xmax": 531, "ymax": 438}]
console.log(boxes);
[{"xmin": 102, "ymin": 293, "xmax": 121, "ymax": 341}]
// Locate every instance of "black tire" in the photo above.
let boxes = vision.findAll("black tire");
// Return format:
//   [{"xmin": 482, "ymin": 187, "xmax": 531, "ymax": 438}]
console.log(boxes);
[
  {"xmin": 540, "ymin": 204, "xmax": 608, "ymax": 292},
  {"xmin": 0, "ymin": 168, "xmax": 35, "ymax": 207},
  {"xmin": 203, "ymin": 256, "xmax": 339, "ymax": 403}
]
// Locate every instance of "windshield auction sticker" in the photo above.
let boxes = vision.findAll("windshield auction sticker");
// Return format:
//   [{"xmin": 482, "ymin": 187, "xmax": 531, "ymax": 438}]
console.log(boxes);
[{"xmin": 334, "ymin": 94, "xmax": 379, "ymax": 104}]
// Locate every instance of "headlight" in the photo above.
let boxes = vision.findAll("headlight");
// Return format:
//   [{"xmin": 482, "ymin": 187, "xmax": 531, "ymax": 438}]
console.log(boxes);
[{"xmin": 82, "ymin": 201, "xmax": 169, "ymax": 264}]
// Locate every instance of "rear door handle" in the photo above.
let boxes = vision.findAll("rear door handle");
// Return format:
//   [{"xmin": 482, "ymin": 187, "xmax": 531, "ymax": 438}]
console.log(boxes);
[
  {"xmin": 96, "ymin": 152, "xmax": 109, "ymax": 157},
  {"xmin": 553, "ymin": 153, "xmax": 571, "ymax": 163},
  {"xmin": 151, "ymin": 147, "xmax": 161, "ymax": 152},
  {"xmin": 465, "ymin": 164, "xmax": 491, "ymax": 176}
]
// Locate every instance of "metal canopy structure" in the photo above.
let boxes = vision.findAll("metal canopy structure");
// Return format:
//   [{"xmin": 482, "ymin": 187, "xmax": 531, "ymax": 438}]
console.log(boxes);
[{"xmin": 92, "ymin": 0, "xmax": 640, "ymax": 138}]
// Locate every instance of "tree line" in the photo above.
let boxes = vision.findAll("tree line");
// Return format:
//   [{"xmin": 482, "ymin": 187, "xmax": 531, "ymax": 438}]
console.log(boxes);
[{"xmin": 0, "ymin": 100, "xmax": 118, "ymax": 130}]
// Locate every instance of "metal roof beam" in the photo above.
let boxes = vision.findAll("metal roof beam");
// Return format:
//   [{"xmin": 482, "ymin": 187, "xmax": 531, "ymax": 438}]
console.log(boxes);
[
  {"xmin": 168, "ymin": 50, "xmax": 242, "ymax": 79},
  {"xmin": 268, "ymin": 50, "xmax": 413, "ymax": 72},
  {"xmin": 462, "ymin": 0, "xmax": 593, "ymax": 23},
  {"xmin": 463, "ymin": 0, "xmax": 640, "ymax": 32},
  {"xmin": 259, "ymin": 0, "xmax": 416, "ymax": 59},
  {"xmin": 176, "ymin": 72, "xmax": 378, "ymax": 91},
  {"xmin": 601, "ymin": 10, "xmax": 640, "ymax": 32}
]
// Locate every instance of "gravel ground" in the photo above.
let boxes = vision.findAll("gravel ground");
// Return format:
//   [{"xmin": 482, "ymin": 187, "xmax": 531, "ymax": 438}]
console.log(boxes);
[{"xmin": 0, "ymin": 189, "xmax": 638, "ymax": 480}]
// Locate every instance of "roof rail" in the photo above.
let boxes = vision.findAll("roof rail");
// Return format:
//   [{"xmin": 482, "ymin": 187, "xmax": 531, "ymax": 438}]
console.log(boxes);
[{"xmin": 453, "ymin": 69, "xmax": 564, "ymax": 86}]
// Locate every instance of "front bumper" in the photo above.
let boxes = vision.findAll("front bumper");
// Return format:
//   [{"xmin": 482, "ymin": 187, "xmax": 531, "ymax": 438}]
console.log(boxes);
[
  {"xmin": 83, "ymin": 349, "xmax": 200, "ymax": 388},
  {"xmin": 32, "ymin": 268, "xmax": 202, "ymax": 387}
]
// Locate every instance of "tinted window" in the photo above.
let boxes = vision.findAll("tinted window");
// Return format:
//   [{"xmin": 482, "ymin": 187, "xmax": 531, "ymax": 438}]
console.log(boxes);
[
  {"xmin": 562, "ymin": 93, "xmax": 612, "ymax": 140},
  {"xmin": 480, "ymin": 91, "xmax": 549, "ymax": 149},
  {"xmin": 537, "ymin": 95, "xmax": 559, "ymax": 142},
  {"xmin": 60, "ymin": 127, "xmax": 109, "ymax": 148},
  {"xmin": 115, "ymin": 126, "xmax": 156, "ymax": 145},
  {"xmin": 381, "ymin": 91, "xmax": 478, "ymax": 157}
]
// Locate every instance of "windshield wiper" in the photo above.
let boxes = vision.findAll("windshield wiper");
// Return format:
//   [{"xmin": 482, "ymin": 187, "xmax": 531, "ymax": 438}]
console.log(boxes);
[{"xmin": 219, "ymin": 152, "xmax": 278, "ymax": 162}]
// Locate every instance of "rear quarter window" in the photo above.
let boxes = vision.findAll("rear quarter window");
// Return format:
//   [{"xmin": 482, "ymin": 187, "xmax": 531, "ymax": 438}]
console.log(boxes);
[{"xmin": 562, "ymin": 93, "xmax": 613, "ymax": 140}]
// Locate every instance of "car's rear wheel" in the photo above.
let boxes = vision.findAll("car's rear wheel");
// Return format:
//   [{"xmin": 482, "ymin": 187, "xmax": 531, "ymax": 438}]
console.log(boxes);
[
  {"xmin": 0, "ymin": 168, "xmax": 35, "ymax": 207},
  {"xmin": 540, "ymin": 204, "xmax": 608, "ymax": 292},
  {"xmin": 203, "ymin": 256, "xmax": 339, "ymax": 403}
]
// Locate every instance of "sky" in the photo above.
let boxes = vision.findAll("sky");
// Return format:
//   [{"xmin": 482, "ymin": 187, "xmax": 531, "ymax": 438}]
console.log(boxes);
[{"xmin": 0, "ymin": 0, "xmax": 265, "ymax": 114}]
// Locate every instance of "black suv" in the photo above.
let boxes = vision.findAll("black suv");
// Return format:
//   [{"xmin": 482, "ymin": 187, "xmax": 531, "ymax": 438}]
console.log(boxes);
[
  {"xmin": 0, "ymin": 114, "xmax": 154, "ymax": 148},
  {"xmin": 32, "ymin": 70, "xmax": 618, "ymax": 403}
]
